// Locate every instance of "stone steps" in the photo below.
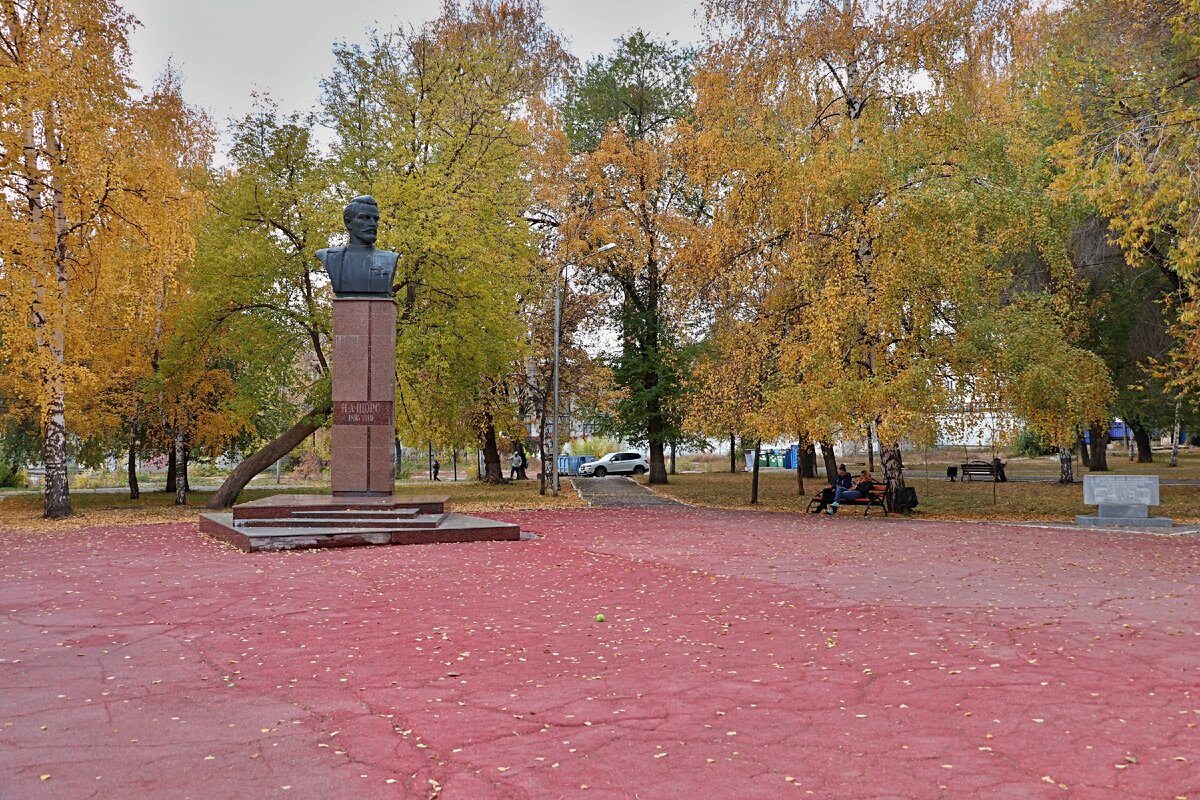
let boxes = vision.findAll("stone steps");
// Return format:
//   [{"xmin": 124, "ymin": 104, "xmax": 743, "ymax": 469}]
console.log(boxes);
[
  {"xmin": 235, "ymin": 513, "xmax": 446, "ymax": 529},
  {"xmin": 291, "ymin": 508, "xmax": 421, "ymax": 519},
  {"xmin": 200, "ymin": 510, "xmax": 522, "ymax": 552}
]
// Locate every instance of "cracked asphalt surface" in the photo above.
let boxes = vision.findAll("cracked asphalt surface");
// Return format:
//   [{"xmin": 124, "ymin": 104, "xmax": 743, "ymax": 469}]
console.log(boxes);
[
  {"xmin": 569, "ymin": 476, "xmax": 686, "ymax": 509},
  {"xmin": 1, "ymin": 509, "xmax": 1197, "ymax": 799}
]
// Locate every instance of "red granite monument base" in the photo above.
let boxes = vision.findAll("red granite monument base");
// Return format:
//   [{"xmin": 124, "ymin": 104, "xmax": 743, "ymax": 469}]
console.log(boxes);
[
  {"xmin": 199, "ymin": 493, "xmax": 522, "ymax": 552},
  {"xmin": 331, "ymin": 298, "xmax": 397, "ymax": 496}
]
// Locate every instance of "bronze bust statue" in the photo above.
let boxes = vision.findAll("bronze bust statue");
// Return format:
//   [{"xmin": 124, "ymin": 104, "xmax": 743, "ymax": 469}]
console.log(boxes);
[{"xmin": 316, "ymin": 195, "xmax": 398, "ymax": 297}]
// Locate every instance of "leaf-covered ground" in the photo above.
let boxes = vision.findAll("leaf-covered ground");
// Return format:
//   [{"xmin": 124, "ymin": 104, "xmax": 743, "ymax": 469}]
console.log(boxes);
[
  {"xmin": 0, "ymin": 479, "xmax": 582, "ymax": 532},
  {"xmin": 2, "ymin": 509, "xmax": 1197, "ymax": 798}
]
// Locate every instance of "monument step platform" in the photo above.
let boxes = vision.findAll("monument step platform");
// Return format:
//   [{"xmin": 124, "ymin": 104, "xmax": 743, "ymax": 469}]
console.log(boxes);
[
  {"xmin": 230, "ymin": 493, "xmax": 448, "ymax": 521},
  {"xmin": 291, "ymin": 508, "xmax": 420, "ymax": 519},
  {"xmin": 235, "ymin": 513, "xmax": 447, "ymax": 530},
  {"xmin": 200, "ymin": 512, "xmax": 521, "ymax": 552}
]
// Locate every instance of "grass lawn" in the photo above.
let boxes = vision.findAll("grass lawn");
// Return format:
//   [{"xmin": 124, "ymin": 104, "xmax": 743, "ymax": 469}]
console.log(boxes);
[
  {"xmin": 642, "ymin": 470, "xmax": 1200, "ymax": 523},
  {"xmin": 0, "ymin": 477, "xmax": 579, "ymax": 531},
  {"xmin": 849, "ymin": 445, "xmax": 1200, "ymax": 480}
]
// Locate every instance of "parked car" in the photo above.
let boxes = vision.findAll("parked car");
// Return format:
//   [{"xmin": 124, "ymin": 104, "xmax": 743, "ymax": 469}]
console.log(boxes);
[{"xmin": 577, "ymin": 451, "xmax": 649, "ymax": 477}]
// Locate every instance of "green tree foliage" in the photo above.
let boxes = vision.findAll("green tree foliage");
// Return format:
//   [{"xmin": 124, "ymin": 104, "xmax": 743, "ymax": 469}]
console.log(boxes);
[
  {"xmin": 192, "ymin": 106, "xmax": 340, "ymax": 508},
  {"xmin": 1047, "ymin": 0, "xmax": 1200, "ymax": 398},
  {"xmin": 321, "ymin": 0, "xmax": 570, "ymax": 478},
  {"xmin": 560, "ymin": 31, "xmax": 699, "ymax": 484},
  {"xmin": 561, "ymin": 31, "xmax": 695, "ymax": 153}
]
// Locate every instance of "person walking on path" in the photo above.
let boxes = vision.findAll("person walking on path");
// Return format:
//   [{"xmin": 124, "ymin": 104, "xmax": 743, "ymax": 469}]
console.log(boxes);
[
  {"xmin": 510, "ymin": 450, "xmax": 524, "ymax": 480},
  {"xmin": 432, "ymin": 459, "xmax": 441, "ymax": 482}
]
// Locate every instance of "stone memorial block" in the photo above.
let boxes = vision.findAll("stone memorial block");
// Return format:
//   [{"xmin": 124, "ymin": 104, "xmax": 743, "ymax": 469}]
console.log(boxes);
[{"xmin": 1076, "ymin": 475, "xmax": 1172, "ymax": 529}]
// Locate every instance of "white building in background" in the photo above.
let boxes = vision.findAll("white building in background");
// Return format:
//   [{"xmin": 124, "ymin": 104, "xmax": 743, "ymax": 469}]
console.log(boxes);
[{"xmin": 935, "ymin": 409, "xmax": 1016, "ymax": 448}]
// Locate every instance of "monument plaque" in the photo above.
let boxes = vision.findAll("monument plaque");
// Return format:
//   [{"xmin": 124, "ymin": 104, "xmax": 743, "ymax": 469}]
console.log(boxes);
[
  {"xmin": 333, "ymin": 401, "xmax": 394, "ymax": 426},
  {"xmin": 1076, "ymin": 475, "xmax": 1172, "ymax": 529}
]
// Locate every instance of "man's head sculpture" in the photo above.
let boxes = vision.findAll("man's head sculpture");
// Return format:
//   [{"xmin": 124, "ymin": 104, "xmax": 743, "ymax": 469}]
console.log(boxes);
[
  {"xmin": 344, "ymin": 195, "xmax": 380, "ymax": 247},
  {"xmin": 315, "ymin": 195, "xmax": 398, "ymax": 298}
]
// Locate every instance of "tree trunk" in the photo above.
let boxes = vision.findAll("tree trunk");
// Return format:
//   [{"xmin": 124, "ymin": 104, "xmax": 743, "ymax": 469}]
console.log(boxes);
[
  {"xmin": 879, "ymin": 442, "xmax": 905, "ymax": 511},
  {"xmin": 1086, "ymin": 422, "xmax": 1109, "ymax": 471},
  {"xmin": 1130, "ymin": 422, "xmax": 1153, "ymax": 463},
  {"xmin": 165, "ymin": 445, "xmax": 176, "ymax": 493},
  {"xmin": 669, "ymin": 442, "xmax": 676, "ymax": 475},
  {"xmin": 795, "ymin": 435, "xmax": 805, "ymax": 496},
  {"xmin": 1057, "ymin": 444, "xmax": 1074, "ymax": 484},
  {"xmin": 1075, "ymin": 428, "xmax": 1090, "ymax": 468},
  {"xmin": 207, "ymin": 406, "xmax": 327, "ymax": 509},
  {"xmin": 25, "ymin": 119, "xmax": 72, "ymax": 521},
  {"xmin": 538, "ymin": 415, "xmax": 547, "ymax": 495},
  {"xmin": 820, "ymin": 440, "xmax": 837, "ymax": 482},
  {"xmin": 127, "ymin": 423, "xmax": 139, "ymax": 500},
  {"xmin": 648, "ymin": 439, "xmax": 668, "ymax": 484},
  {"xmin": 801, "ymin": 440, "xmax": 818, "ymax": 478},
  {"xmin": 182, "ymin": 442, "xmax": 191, "ymax": 492},
  {"xmin": 730, "ymin": 433, "xmax": 737, "ymax": 473},
  {"xmin": 865, "ymin": 424, "xmax": 875, "ymax": 473},
  {"xmin": 41, "ymin": 391, "xmax": 71, "ymax": 519},
  {"xmin": 1170, "ymin": 400, "xmax": 1181, "ymax": 467},
  {"xmin": 750, "ymin": 438, "xmax": 762, "ymax": 505},
  {"xmin": 173, "ymin": 430, "xmax": 187, "ymax": 506},
  {"xmin": 479, "ymin": 412, "xmax": 504, "ymax": 483}
]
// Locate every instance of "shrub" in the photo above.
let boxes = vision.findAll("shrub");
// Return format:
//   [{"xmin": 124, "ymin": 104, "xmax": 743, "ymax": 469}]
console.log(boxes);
[
  {"xmin": 0, "ymin": 464, "xmax": 26, "ymax": 488},
  {"xmin": 1011, "ymin": 429, "xmax": 1054, "ymax": 458},
  {"xmin": 566, "ymin": 436, "xmax": 624, "ymax": 458}
]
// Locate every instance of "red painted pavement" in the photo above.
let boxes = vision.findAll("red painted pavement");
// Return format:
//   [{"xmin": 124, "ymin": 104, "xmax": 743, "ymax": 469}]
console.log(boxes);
[{"xmin": 1, "ymin": 509, "xmax": 1197, "ymax": 799}]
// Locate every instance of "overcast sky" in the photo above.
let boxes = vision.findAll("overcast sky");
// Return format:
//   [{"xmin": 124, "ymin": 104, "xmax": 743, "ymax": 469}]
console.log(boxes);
[{"xmin": 123, "ymin": 0, "xmax": 703, "ymax": 128}]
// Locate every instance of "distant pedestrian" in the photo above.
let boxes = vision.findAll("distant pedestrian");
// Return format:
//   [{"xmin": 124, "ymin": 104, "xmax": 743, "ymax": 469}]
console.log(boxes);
[
  {"xmin": 432, "ymin": 459, "xmax": 441, "ymax": 481},
  {"xmin": 510, "ymin": 450, "xmax": 524, "ymax": 480}
]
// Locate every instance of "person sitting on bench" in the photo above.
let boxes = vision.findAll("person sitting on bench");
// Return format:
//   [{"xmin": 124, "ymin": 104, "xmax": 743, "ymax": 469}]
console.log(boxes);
[
  {"xmin": 812, "ymin": 464, "xmax": 853, "ymax": 513},
  {"xmin": 826, "ymin": 470, "xmax": 873, "ymax": 515}
]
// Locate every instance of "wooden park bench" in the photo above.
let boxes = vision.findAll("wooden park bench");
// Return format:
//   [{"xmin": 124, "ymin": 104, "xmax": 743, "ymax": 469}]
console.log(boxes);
[
  {"xmin": 806, "ymin": 482, "xmax": 889, "ymax": 516},
  {"xmin": 959, "ymin": 459, "xmax": 1007, "ymax": 482}
]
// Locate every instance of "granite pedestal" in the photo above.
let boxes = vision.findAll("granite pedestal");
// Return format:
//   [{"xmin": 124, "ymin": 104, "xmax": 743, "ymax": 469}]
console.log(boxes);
[
  {"xmin": 199, "ymin": 291, "xmax": 522, "ymax": 552},
  {"xmin": 332, "ymin": 298, "xmax": 396, "ymax": 496},
  {"xmin": 1075, "ymin": 475, "xmax": 1173, "ymax": 529}
]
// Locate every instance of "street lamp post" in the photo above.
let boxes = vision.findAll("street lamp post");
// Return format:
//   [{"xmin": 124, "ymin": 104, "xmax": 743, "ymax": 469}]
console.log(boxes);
[{"xmin": 551, "ymin": 242, "xmax": 615, "ymax": 496}]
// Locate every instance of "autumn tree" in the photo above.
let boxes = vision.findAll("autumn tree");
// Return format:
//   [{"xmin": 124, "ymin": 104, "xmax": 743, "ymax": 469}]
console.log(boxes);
[
  {"xmin": 1041, "ymin": 0, "xmax": 1200, "ymax": 454},
  {"xmin": 321, "ymin": 0, "xmax": 571, "ymax": 482},
  {"xmin": 1, "ymin": 2, "xmax": 210, "ymax": 517},
  {"xmin": 198, "ymin": 106, "xmax": 339, "ymax": 508},
  {"xmin": 692, "ymin": 0, "xmax": 1079, "ymax": 508},
  {"xmin": 961, "ymin": 301, "xmax": 1115, "ymax": 483},
  {"xmin": 559, "ymin": 31, "xmax": 698, "ymax": 485},
  {"xmin": 685, "ymin": 313, "xmax": 782, "ymax": 502}
]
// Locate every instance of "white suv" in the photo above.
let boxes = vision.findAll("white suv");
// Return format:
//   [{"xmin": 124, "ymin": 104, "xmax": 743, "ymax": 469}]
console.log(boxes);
[{"xmin": 578, "ymin": 451, "xmax": 649, "ymax": 477}]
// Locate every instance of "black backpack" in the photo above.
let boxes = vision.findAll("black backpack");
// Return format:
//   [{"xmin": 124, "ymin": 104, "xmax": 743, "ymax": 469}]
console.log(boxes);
[{"xmin": 894, "ymin": 486, "xmax": 919, "ymax": 513}]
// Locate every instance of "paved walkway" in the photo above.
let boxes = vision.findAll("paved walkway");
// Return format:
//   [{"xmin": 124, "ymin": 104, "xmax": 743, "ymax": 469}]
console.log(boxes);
[
  {"xmin": 2, "ymin": 511, "xmax": 1198, "ymax": 799},
  {"xmin": 568, "ymin": 475, "xmax": 685, "ymax": 508}
]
